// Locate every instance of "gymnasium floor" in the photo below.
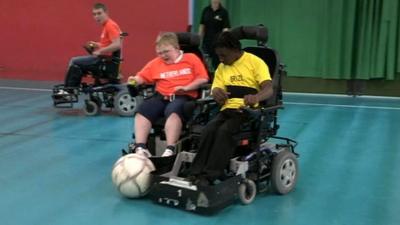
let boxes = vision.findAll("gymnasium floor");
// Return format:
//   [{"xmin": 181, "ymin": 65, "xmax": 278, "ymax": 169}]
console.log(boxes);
[{"xmin": 1, "ymin": 79, "xmax": 399, "ymax": 225}]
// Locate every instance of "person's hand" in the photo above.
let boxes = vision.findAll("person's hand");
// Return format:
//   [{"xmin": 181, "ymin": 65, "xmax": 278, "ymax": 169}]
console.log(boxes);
[
  {"xmin": 83, "ymin": 41, "xmax": 97, "ymax": 54},
  {"xmin": 92, "ymin": 49, "xmax": 101, "ymax": 56},
  {"xmin": 127, "ymin": 76, "xmax": 137, "ymax": 86},
  {"xmin": 88, "ymin": 41, "xmax": 99, "ymax": 48},
  {"xmin": 212, "ymin": 88, "xmax": 230, "ymax": 105},
  {"xmin": 174, "ymin": 86, "xmax": 188, "ymax": 94},
  {"xmin": 127, "ymin": 76, "xmax": 138, "ymax": 97},
  {"xmin": 243, "ymin": 94, "xmax": 259, "ymax": 106}
]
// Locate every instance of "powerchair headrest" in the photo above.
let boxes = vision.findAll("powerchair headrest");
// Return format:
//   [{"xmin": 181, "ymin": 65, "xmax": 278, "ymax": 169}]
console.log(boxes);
[
  {"xmin": 176, "ymin": 32, "xmax": 201, "ymax": 48},
  {"xmin": 230, "ymin": 25, "xmax": 268, "ymax": 45}
]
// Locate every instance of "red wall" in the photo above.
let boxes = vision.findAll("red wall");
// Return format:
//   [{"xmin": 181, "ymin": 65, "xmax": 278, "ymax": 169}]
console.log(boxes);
[{"xmin": 0, "ymin": 0, "xmax": 188, "ymax": 81}]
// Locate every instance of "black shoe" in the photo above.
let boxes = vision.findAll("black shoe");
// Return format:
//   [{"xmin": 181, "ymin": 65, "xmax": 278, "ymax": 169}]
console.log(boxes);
[
  {"xmin": 194, "ymin": 176, "xmax": 210, "ymax": 186},
  {"xmin": 185, "ymin": 175, "xmax": 197, "ymax": 182},
  {"xmin": 127, "ymin": 142, "xmax": 152, "ymax": 157},
  {"xmin": 127, "ymin": 142, "xmax": 136, "ymax": 153},
  {"xmin": 121, "ymin": 149, "xmax": 128, "ymax": 156}
]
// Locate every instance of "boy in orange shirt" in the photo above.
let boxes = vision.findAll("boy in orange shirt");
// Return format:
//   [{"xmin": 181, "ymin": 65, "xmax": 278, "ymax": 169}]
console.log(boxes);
[
  {"xmin": 128, "ymin": 32, "xmax": 209, "ymax": 157},
  {"xmin": 57, "ymin": 3, "xmax": 121, "ymax": 92}
]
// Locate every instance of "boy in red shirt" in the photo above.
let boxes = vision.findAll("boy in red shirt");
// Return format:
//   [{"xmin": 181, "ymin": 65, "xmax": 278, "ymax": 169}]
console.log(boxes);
[
  {"xmin": 57, "ymin": 3, "xmax": 121, "ymax": 92},
  {"xmin": 128, "ymin": 32, "xmax": 209, "ymax": 157}
]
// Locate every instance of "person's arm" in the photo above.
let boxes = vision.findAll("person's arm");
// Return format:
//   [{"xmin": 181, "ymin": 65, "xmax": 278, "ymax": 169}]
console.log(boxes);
[
  {"xmin": 211, "ymin": 68, "xmax": 230, "ymax": 105},
  {"xmin": 198, "ymin": 8, "xmax": 206, "ymax": 39},
  {"xmin": 93, "ymin": 37, "xmax": 121, "ymax": 56},
  {"xmin": 211, "ymin": 87, "xmax": 230, "ymax": 105},
  {"xmin": 243, "ymin": 55, "xmax": 272, "ymax": 106},
  {"xmin": 174, "ymin": 78, "xmax": 208, "ymax": 93},
  {"xmin": 198, "ymin": 24, "xmax": 205, "ymax": 39},
  {"xmin": 243, "ymin": 80, "xmax": 273, "ymax": 106},
  {"xmin": 127, "ymin": 75, "xmax": 146, "ymax": 86},
  {"xmin": 222, "ymin": 9, "xmax": 231, "ymax": 31},
  {"xmin": 87, "ymin": 41, "xmax": 100, "ymax": 49},
  {"xmin": 175, "ymin": 54, "xmax": 209, "ymax": 93},
  {"xmin": 127, "ymin": 58, "xmax": 156, "ymax": 85}
]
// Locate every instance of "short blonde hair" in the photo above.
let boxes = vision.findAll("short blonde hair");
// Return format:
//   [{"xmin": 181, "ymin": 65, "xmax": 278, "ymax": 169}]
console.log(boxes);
[{"xmin": 156, "ymin": 32, "xmax": 179, "ymax": 49}]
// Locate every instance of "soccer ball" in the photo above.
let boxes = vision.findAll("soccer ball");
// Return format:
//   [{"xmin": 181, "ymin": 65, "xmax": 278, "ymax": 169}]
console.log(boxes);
[{"xmin": 111, "ymin": 153, "xmax": 155, "ymax": 198}]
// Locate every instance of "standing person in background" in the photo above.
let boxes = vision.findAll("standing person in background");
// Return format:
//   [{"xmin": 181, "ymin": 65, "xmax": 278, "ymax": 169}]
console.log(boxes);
[{"xmin": 199, "ymin": 0, "xmax": 230, "ymax": 71}]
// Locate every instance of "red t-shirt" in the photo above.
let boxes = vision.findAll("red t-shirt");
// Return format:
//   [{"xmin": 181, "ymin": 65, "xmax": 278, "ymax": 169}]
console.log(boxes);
[
  {"xmin": 99, "ymin": 19, "xmax": 121, "ymax": 52},
  {"xmin": 137, "ymin": 53, "xmax": 209, "ymax": 98}
]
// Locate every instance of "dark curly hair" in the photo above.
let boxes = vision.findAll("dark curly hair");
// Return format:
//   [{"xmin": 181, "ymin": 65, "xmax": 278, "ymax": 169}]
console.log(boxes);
[{"xmin": 214, "ymin": 31, "xmax": 242, "ymax": 51}]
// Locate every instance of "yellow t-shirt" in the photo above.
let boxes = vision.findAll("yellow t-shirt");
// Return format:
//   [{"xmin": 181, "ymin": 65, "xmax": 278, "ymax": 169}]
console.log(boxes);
[{"xmin": 212, "ymin": 52, "xmax": 271, "ymax": 110}]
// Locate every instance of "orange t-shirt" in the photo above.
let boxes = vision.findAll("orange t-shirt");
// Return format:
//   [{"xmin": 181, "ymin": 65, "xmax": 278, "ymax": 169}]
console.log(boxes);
[
  {"xmin": 99, "ymin": 19, "xmax": 121, "ymax": 51},
  {"xmin": 137, "ymin": 53, "xmax": 209, "ymax": 98}
]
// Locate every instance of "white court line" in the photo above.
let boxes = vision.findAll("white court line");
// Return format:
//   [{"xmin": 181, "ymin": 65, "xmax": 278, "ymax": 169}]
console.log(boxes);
[
  {"xmin": 285, "ymin": 102, "xmax": 400, "ymax": 110},
  {"xmin": 0, "ymin": 86, "xmax": 52, "ymax": 92},
  {"xmin": 285, "ymin": 92, "xmax": 400, "ymax": 100},
  {"xmin": 1, "ymin": 86, "xmax": 399, "ymax": 110},
  {"xmin": 2, "ymin": 86, "xmax": 398, "ymax": 100}
]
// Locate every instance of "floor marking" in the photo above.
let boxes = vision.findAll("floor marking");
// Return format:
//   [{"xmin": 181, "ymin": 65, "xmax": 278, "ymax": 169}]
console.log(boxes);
[
  {"xmin": 1, "ymin": 86, "xmax": 399, "ymax": 110},
  {"xmin": 0, "ymin": 86, "xmax": 52, "ymax": 92},
  {"xmin": 285, "ymin": 102, "xmax": 400, "ymax": 110},
  {"xmin": 285, "ymin": 92, "xmax": 400, "ymax": 100}
]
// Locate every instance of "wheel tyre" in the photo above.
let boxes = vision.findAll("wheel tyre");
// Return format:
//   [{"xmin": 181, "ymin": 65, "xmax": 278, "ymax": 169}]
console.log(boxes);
[
  {"xmin": 270, "ymin": 150, "xmax": 298, "ymax": 195},
  {"xmin": 84, "ymin": 100, "xmax": 100, "ymax": 116},
  {"xmin": 114, "ymin": 91, "xmax": 141, "ymax": 117},
  {"xmin": 238, "ymin": 179, "xmax": 257, "ymax": 205},
  {"xmin": 92, "ymin": 96, "xmax": 102, "ymax": 108}
]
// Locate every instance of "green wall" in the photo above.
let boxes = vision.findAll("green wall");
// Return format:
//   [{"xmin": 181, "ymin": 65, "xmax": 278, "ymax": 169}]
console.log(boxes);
[{"xmin": 194, "ymin": 0, "xmax": 400, "ymax": 81}]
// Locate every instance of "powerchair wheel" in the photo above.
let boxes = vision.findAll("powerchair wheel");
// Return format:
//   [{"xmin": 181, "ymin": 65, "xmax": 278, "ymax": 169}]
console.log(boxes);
[
  {"xmin": 270, "ymin": 149, "xmax": 298, "ymax": 194},
  {"xmin": 84, "ymin": 100, "xmax": 100, "ymax": 116},
  {"xmin": 113, "ymin": 90, "xmax": 141, "ymax": 117},
  {"xmin": 238, "ymin": 178, "xmax": 257, "ymax": 205}
]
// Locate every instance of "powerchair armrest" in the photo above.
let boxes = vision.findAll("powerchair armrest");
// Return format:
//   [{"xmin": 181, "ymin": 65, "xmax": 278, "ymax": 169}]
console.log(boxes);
[{"xmin": 241, "ymin": 104, "xmax": 283, "ymax": 119}]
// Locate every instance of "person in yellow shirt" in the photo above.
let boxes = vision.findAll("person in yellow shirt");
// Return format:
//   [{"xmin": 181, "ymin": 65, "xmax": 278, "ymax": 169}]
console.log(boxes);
[{"xmin": 188, "ymin": 31, "xmax": 273, "ymax": 184}]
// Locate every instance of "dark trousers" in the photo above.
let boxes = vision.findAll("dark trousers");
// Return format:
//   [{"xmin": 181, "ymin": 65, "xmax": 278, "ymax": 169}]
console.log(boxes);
[
  {"xmin": 64, "ymin": 55, "xmax": 100, "ymax": 87},
  {"xmin": 202, "ymin": 43, "xmax": 219, "ymax": 71},
  {"xmin": 189, "ymin": 109, "xmax": 248, "ymax": 180},
  {"xmin": 136, "ymin": 94, "xmax": 190, "ymax": 124}
]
